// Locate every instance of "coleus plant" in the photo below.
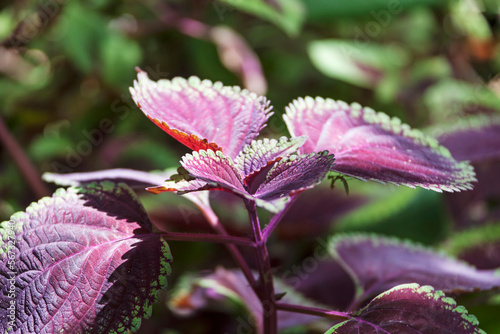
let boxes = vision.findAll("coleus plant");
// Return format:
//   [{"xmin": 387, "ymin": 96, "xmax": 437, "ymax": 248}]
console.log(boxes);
[{"xmin": 2, "ymin": 70, "xmax": 496, "ymax": 334}]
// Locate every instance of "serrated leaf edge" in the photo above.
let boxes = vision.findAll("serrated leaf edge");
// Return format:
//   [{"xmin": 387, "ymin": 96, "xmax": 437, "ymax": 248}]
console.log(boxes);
[{"xmin": 284, "ymin": 96, "xmax": 477, "ymax": 193}]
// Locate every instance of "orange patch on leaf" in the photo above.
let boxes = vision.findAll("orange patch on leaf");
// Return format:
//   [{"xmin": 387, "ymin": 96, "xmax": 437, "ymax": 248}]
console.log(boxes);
[
  {"xmin": 149, "ymin": 117, "xmax": 222, "ymax": 153},
  {"xmin": 146, "ymin": 185, "xmax": 177, "ymax": 194}
]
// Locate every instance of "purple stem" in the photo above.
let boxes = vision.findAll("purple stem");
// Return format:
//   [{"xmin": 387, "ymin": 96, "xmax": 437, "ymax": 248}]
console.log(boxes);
[
  {"xmin": 196, "ymin": 201, "xmax": 258, "ymax": 291},
  {"xmin": 262, "ymin": 194, "xmax": 299, "ymax": 241},
  {"xmin": 160, "ymin": 231, "xmax": 254, "ymax": 247},
  {"xmin": 0, "ymin": 113, "xmax": 50, "ymax": 198},
  {"xmin": 275, "ymin": 302, "xmax": 351, "ymax": 321},
  {"xmin": 245, "ymin": 199, "xmax": 277, "ymax": 334}
]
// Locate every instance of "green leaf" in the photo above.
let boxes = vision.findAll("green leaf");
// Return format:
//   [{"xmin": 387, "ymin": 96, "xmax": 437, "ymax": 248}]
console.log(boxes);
[
  {"xmin": 57, "ymin": 2, "xmax": 107, "ymax": 73},
  {"xmin": 334, "ymin": 186, "xmax": 447, "ymax": 244},
  {"xmin": 424, "ymin": 79, "xmax": 500, "ymax": 123},
  {"xmin": 444, "ymin": 223, "xmax": 500, "ymax": 257},
  {"xmin": 100, "ymin": 32, "xmax": 142, "ymax": 89},
  {"xmin": 217, "ymin": 0, "xmax": 305, "ymax": 36},
  {"xmin": 450, "ymin": 0, "xmax": 492, "ymax": 39},
  {"xmin": 308, "ymin": 39, "xmax": 409, "ymax": 89},
  {"xmin": 304, "ymin": 0, "xmax": 443, "ymax": 20}
]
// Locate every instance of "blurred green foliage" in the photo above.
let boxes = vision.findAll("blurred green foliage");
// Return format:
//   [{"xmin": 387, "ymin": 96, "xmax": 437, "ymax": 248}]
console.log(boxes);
[{"xmin": 0, "ymin": 0, "xmax": 499, "ymax": 332}]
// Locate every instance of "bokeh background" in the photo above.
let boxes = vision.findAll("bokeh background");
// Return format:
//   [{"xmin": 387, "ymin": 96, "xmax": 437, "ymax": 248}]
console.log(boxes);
[{"xmin": 1, "ymin": 1, "xmax": 500, "ymax": 333}]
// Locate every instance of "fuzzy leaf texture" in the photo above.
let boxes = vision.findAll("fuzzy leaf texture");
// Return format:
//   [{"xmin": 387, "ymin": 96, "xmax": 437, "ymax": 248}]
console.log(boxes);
[
  {"xmin": 329, "ymin": 234, "xmax": 500, "ymax": 305},
  {"xmin": 130, "ymin": 71, "xmax": 272, "ymax": 159},
  {"xmin": 42, "ymin": 168, "xmax": 215, "ymax": 221},
  {"xmin": 325, "ymin": 283, "xmax": 485, "ymax": 334},
  {"xmin": 234, "ymin": 136, "xmax": 306, "ymax": 177},
  {"xmin": 0, "ymin": 182, "xmax": 172, "ymax": 334},
  {"xmin": 284, "ymin": 97, "xmax": 476, "ymax": 192},
  {"xmin": 150, "ymin": 148, "xmax": 334, "ymax": 213}
]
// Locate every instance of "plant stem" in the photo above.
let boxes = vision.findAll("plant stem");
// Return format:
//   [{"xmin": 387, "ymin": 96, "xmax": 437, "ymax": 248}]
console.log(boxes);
[
  {"xmin": 160, "ymin": 231, "xmax": 254, "ymax": 247},
  {"xmin": 275, "ymin": 303, "xmax": 351, "ymax": 321},
  {"xmin": 262, "ymin": 194, "xmax": 298, "ymax": 241},
  {"xmin": 0, "ymin": 113, "xmax": 50, "ymax": 198},
  {"xmin": 245, "ymin": 200, "xmax": 277, "ymax": 334},
  {"xmin": 195, "ymin": 198, "xmax": 258, "ymax": 290}
]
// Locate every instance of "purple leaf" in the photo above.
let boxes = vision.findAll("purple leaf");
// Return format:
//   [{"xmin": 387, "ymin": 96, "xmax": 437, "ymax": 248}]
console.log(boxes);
[
  {"xmin": 436, "ymin": 115, "xmax": 500, "ymax": 163},
  {"xmin": 149, "ymin": 148, "xmax": 333, "ymax": 213},
  {"xmin": 0, "ymin": 182, "xmax": 172, "ymax": 334},
  {"xmin": 42, "ymin": 168, "xmax": 170, "ymax": 187},
  {"xmin": 254, "ymin": 151, "xmax": 335, "ymax": 200},
  {"xmin": 327, "ymin": 283, "xmax": 486, "ymax": 334},
  {"xmin": 42, "ymin": 169, "xmax": 217, "ymax": 227},
  {"xmin": 234, "ymin": 136, "xmax": 306, "ymax": 178},
  {"xmin": 147, "ymin": 179, "xmax": 213, "ymax": 194},
  {"xmin": 444, "ymin": 224, "xmax": 500, "ymax": 270},
  {"xmin": 284, "ymin": 97, "xmax": 476, "ymax": 192},
  {"xmin": 330, "ymin": 234, "xmax": 500, "ymax": 306},
  {"xmin": 130, "ymin": 71, "xmax": 273, "ymax": 159},
  {"xmin": 278, "ymin": 186, "xmax": 367, "ymax": 240},
  {"xmin": 169, "ymin": 268, "xmax": 329, "ymax": 333}
]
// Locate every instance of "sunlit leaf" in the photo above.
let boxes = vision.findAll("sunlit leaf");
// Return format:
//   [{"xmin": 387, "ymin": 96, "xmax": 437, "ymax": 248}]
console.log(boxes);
[
  {"xmin": 130, "ymin": 72, "xmax": 272, "ymax": 159},
  {"xmin": 43, "ymin": 168, "xmax": 170, "ymax": 188},
  {"xmin": 0, "ymin": 183, "xmax": 172, "ymax": 333},
  {"xmin": 284, "ymin": 97, "xmax": 476, "ymax": 192},
  {"xmin": 217, "ymin": 0, "xmax": 304, "ymax": 36},
  {"xmin": 308, "ymin": 40, "xmax": 408, "ymax": 88}
]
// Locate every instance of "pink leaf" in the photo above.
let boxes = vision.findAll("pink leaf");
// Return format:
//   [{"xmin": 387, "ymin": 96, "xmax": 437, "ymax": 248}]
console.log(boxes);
[
  {"xmin": 130, "ymin": 72, "xmax": 272, "ymax": 159},
  {"xmin": 179, "ymin": 150, "xmax": 246, "ymax": 194},
  {"xmin": 284, "ymin": 97, "xmax": 476, "ymax": 192}
]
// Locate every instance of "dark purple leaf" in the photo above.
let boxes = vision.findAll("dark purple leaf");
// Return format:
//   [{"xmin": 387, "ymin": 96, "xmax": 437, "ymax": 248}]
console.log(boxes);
[
  {"xmin": 283, "ymin": 259, "xmax": 356, "ymax": 311},
  {"xmin": 326, "ymin": 283, "xmax": 486, "ymax": 334},
  {"xmin": 278, "ymin": 186, "xmax": 367, "ymax": 240},
  {"xmin": 0, "ymin": 182, "xmax": 172, "ymax": 334},
  {"xmin": 330, "ymin": 234, "xmax": 500, "ymax": 305},
  {"xmin": 284, "ymin": 97, "xmax": 476, "ymax": 192},
  {"xmin": 255, "ymin": 151, "xmax": 335, "ymax": 200},
  {"xmin": 436, "ymin": 115, "xmax": 500, "ymax": 163},
  {"xmin": 444, "ymin": 161, "xmax": 500, "ymax": 229},
  {"xmin": 130, "ymin": 71, "xmax": 272, "ymax": 159}
]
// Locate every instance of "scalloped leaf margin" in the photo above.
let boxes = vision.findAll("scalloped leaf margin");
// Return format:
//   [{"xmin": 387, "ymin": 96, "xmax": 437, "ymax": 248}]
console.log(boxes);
[
  {"xmin": 0, "ymin": 182, "xmax": 172, "ymax": 334},
  {"xmin": 284, "ymin": 96, "xmax": 476, "ymax": 193},
  {"xmin": 326, "ymin": 283, "xmax": 486, "ymax": 334}
]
